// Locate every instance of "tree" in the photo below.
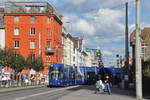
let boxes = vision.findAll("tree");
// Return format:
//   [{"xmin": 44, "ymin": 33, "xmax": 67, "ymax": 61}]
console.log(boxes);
[
  {"xmin": 0, "ymin": 48, "xmax": 14, "ymax": 68},
  {"xmin": 96, "ymin": 49, "xmax": 104, "ymax": 67},
  {"xmin": 11, "ymin": 54, "xmax": 26, "ymax": 74},
  {"xmin": 26, "ymin": 54, "xmax": 34, "ymax": 69},
  {"xmin": 32, "ymin": 55, "xmax": 44, "ymax": 72},
  {"xmin": 0, "ymin": 48, "xmax": 5, "ymax": 67},
  {"xmin": 10, "ymin": 53, "xmax": 27, "ymax": 86}
]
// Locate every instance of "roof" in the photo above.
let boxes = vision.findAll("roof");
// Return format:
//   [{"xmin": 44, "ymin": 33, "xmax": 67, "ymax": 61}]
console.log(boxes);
[{"xmin": 4, "ymin": 2, "xmax": 62, "ymax": 23}]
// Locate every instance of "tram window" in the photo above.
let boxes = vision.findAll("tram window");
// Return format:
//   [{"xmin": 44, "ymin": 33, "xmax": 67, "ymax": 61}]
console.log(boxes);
[{"xmin": 59, "ymin": 73, "xmax": 63, "ymax": 79}]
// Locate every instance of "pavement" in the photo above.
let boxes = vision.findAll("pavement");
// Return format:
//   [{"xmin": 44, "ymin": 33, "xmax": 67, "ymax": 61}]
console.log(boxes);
[{"xmin": 61, "ymin": 85, "xmax": 150, "ymax": 100}]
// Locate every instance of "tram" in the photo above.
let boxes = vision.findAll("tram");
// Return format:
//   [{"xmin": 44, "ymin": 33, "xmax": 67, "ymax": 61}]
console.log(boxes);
[
  {"xmin": 48, "ymin": 64, "xmax": 114, "ymax": 87},
  {"xmin": 49, "ymin": 64, "xmax": 86, "ymax": 86}
]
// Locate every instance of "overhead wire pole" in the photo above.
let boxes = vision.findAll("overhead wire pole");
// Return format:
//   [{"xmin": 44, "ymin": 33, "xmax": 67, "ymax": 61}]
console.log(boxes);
[
  {"xmin": 135, "ymin": 0, "xmax": 142, "ymax": 99},
  {"xmin": 124, "ymin": 2, "xmax": 129, "ymax": 89}
]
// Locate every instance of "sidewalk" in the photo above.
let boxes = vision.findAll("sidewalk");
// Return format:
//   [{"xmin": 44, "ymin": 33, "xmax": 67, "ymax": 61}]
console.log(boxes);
[
  {"xmin": 61, "ymin": 85, "xmax": 150, "ymax": 100},
  {"xmin": 0, "ymin": 85, "xmax": 45, "ymax": 93}
]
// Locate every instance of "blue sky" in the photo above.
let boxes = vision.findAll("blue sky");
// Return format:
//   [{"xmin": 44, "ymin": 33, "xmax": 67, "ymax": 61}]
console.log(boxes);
[{"xmin": 1, "ymin": 0, "xmax": 149, "ymax": 67}]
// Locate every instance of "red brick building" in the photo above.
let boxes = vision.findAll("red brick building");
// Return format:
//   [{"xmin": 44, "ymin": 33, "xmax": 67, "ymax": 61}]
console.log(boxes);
[
  {"xmin": 130, "ymin": 28, "xmax": 150, "ymax": 67},
  {"xmin": 4, "ymin": 2, "xmax": 62, "ymax": 82}
]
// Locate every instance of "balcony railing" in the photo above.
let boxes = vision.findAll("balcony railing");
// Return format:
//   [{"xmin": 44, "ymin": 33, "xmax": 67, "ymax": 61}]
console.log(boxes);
[{"xmin": 45, "ymin": 47, "xmax": 55, "ymax": 55}]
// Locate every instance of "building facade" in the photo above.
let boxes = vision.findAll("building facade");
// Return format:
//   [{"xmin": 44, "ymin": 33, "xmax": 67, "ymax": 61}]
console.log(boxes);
[
  {"xmin": 62, "ymin": 27, "xmax": 74, "ymax": 66},
  {"xmin": 0, "ymin": 8, "xmax": 5, "ymax": 49},
  {"xmin": 86, "ymin": 51, "xmax": 92, "ymax": 67},
  {"xmin": 4, "ymin": 2, "xmax": 62, "ymax": 82},
  {"xmin": 73, "ymin": 37, "xmax": 88, "ymax": 67},
  {"xmin": 130, "ymin": 28, "xmax": 150, "ymax": 67},
  {"xmin": 85, "ymin": 48, "xmax": 103, "ymax": 67}
]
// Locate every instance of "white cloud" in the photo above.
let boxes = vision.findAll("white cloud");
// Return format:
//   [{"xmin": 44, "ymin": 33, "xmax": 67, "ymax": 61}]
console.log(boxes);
[
  {"xmin": 62, "ymin": 8, "xmax": 125, "ymax": 45},
  {"xmin": 73, "ymin": 19, "xmax": 95, "ymax": 35},
  {"xmin": 62, "ymin": 14, "xmax": 96, "ymax": 36},
  {"xmin": 63, "ymin": 0, "xmax": 86, "ymax": 5},
  {"xmin": 93, "ymin": 8, "xmax": 124, "ymax": 35},
  {"xmin": 103, "ymin": 50, "xmax": 113, "ymax": 56},
  {"xmin": 129, "ymin": 24, "xmax": 135, "ymax": 33}
]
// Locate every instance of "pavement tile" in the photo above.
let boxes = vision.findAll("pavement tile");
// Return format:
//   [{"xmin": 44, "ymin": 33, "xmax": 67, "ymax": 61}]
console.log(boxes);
[{"xmin": 61, "ymin": 85, "xmax": 149, "ymax": 100}]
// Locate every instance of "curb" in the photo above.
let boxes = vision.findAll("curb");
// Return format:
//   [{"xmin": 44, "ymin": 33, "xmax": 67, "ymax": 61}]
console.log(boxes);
[{"xmin": 0, "ymin": 85, "xmax": 45, "ymax": 93}]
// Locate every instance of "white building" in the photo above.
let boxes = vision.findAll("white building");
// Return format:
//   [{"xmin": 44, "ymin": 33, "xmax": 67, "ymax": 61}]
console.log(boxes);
[
  {"xmin": 85, "ymin": 51, "xmax": 92, "ymax": 67},
  {"xmin": 62, "ymin": 27, "xmax": 74, "ymax": 66},
  {"xmin": 66, "ymin": 33, "xmax": 74, "ymax": 66},
  {"xmin": 0, "ymin": 28, "xmax": 5, "ymax": 49},
  {"xmin": 0, "ymin": 13, "xmax": 5, "ymax": 49},
  {"xmin": 73, "ymin": 37, "xmax": 87, "ymax": 67}
]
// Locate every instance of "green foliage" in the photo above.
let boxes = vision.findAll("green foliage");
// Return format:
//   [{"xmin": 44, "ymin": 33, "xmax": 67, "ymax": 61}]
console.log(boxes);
[
  {"xmin": 0, "ymin": 48, "xmax": 5, "ymax": 67},
  {"xmin": 0, "ymin": 48, "xmax": 14, "ymax": 67},
  {"xmin": 26, "ymin": 54, "xmax": 34, "ymax": 69},
  {"xmin": 11, "ymin": 54, "xmax": 26, "ymax": 74},
  {"xmin": 32, "ymin": 55, "xmax": 44, "ymax": 72},
  {"xmin": 0, "ymin": 47, "xmax": 44, "ymax": 73}
]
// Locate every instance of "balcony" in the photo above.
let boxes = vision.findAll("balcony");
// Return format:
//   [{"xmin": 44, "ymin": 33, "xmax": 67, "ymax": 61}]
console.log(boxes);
[{"xmin": 45, "ymin": 47, "xmax": 55, "ymax": 55}]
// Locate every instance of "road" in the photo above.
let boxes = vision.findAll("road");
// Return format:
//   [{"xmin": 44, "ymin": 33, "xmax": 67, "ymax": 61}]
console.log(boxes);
[
  {"xmin": 0, "ymin": 86, "xmax": 80, "ymax": 100},
  {"xmin": 0, "ymin": 85, "xmax": 149, "ymax": 100}
]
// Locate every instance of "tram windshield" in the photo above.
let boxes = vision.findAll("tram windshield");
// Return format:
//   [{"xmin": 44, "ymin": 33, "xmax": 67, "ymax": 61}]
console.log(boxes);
[
  {"xmin": 50, "ymin": 71, "xmax": 59, "ymax": 80},
  {"xmin": 50, "ymin": 67, "xmax": 63, "ymax": 80}
]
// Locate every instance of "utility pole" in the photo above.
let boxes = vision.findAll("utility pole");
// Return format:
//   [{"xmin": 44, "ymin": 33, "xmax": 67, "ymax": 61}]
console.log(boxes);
[
  {"xmin": 124, "ymin": 2, "xmax": 129, "ymax": 89},
  {"xmin": 135, "ymin": 0, "xmax": 142, "ymax": 99},
  {"xmin": 125, "ymin": 2, "xmax": 129, "ymax": 68}
]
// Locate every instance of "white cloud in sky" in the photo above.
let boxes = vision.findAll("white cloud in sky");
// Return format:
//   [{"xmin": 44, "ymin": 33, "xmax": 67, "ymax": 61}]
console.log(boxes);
[
  {"xmin": 63, "ymin": 8, "xmax": 125, "ymax": 46},
  {"xmin": 63, "ymin": 0, "xmax": 86, "ymax": 5},
  {"xmin": 93, "ymin": 8, "xmax": 124, "ymax": 36},
  {"xmin": 73, "ymin": 19, "xmax": 95, "ymax": 35},
  {"xmin": 103, "ymin": 50, "xmax": 113, "ymax": 56}
]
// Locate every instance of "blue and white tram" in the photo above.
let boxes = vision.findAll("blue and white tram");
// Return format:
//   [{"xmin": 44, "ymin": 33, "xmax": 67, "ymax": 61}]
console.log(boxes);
[{"xmin": 48, "ymin": 64, "xmax": 75, "ymax": 87}]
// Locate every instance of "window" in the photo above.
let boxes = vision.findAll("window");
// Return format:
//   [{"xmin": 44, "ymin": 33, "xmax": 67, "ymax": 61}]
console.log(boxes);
[
  {"xmin": 30, "ymin": 54, "xmax": 35, "ymax": 62},
  {"xmin": 30, "ymin": 40, "xmax": 35, "ymax": 49},
  {"xmin": 14, "ymin": 16, "xmax": 19, "ymax": 22},
  {"xmin": 30, "ymin": 16, "xmax": 36, "ymax": 23},
  {"xmin": 47, "ymin": 41, "xmax": 50, "ymax": 48},
  {"xmin": 47, "ymin": 17, "xmax": 50, "ymax": 24},
  {"xmin": 14, "ymin": 40, "xmax": 19, "ymax": 48},
  {"xmin": 30, "ymin": 28, "xmax": 35, "ymax": 35},
  {"xmin": 73, "ymin": 56, "xmax": 75, "ymax": 62},
  {"xmin": 14, "ymin": 28, "xmax": 19, "ymax": 35},
  {"xmin": 142, "ymin": 48, "xmax": 145, "ymax": 54},
  {"xmin": 47, "ymin": 28, "xmax": 51, "ymax": 35}
]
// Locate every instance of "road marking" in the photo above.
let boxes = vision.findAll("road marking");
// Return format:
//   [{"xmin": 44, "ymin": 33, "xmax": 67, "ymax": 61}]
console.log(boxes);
[{"xmin": 13, "ymin": 86, "xmax": 79, "ymax": 100}]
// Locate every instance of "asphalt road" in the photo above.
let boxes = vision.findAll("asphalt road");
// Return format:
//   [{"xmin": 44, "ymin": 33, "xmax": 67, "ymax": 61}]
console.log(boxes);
[{"xmin": 0, "ymin": 86, "xmax": 80, "ymax": 100}]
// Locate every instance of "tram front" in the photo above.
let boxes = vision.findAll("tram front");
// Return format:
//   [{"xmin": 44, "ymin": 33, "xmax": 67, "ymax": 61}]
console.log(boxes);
[{"xmin": 49, "ymin": 64, "xmax": 64, "ymax": 86}]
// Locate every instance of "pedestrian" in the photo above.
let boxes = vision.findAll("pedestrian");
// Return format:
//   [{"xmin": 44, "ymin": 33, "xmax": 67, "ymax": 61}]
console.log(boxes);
[
  {"xmin": 104, "ymin": 75, "xmax": 111, "ymax": 95},
  {"xmin": 95, "ymin": 75, "xmax": 105, "ymax": 93}
]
